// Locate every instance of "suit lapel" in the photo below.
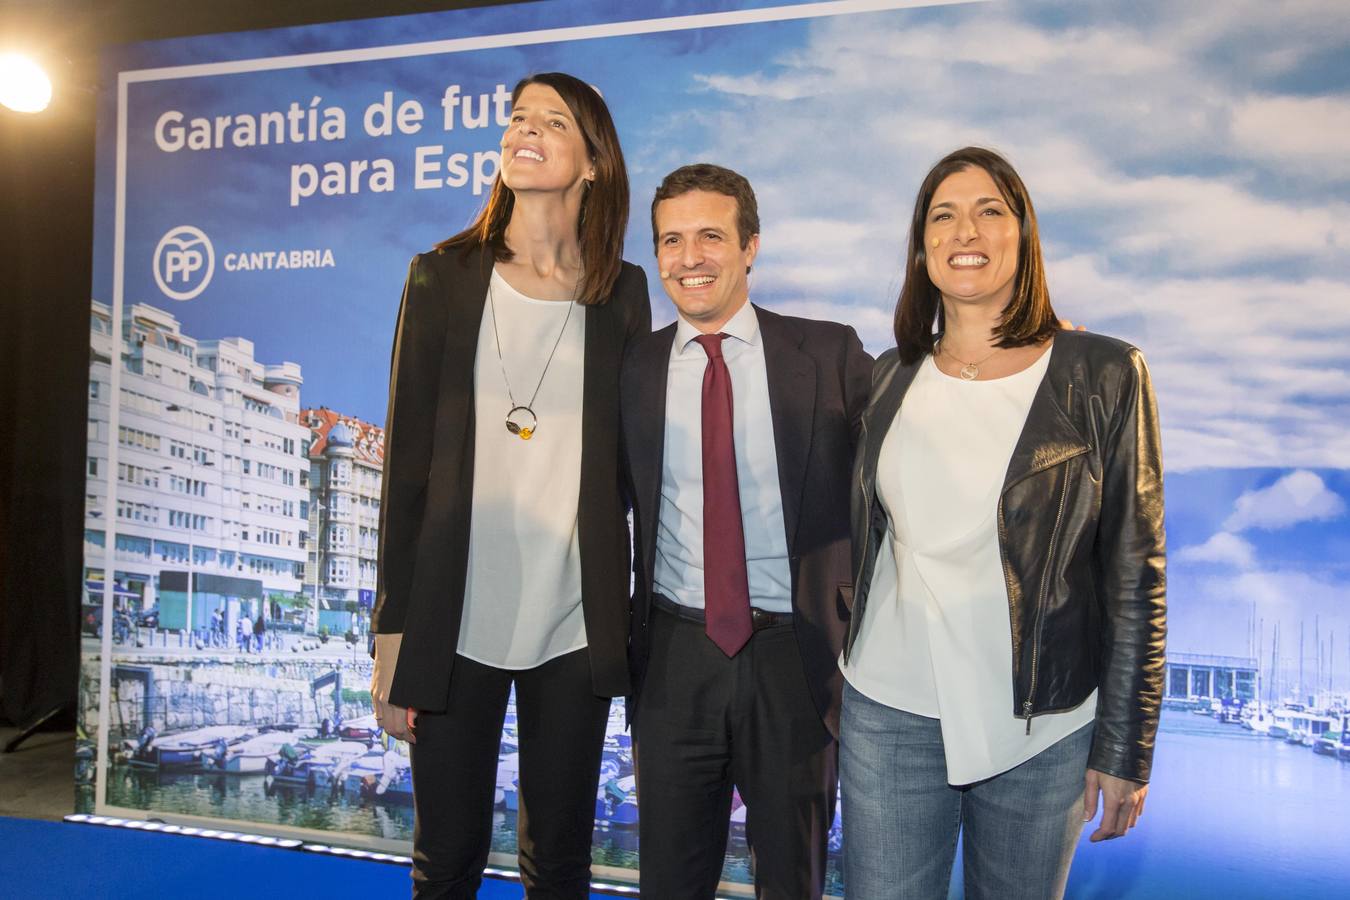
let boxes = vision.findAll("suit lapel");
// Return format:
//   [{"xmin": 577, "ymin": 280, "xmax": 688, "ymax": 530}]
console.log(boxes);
[{"xmin": 758, "ymin": 306, "xmax": 816, "ymax": 554}]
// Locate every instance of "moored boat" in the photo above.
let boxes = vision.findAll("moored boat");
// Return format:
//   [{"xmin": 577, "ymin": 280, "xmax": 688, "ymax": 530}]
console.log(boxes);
[
  {"xmin": 263, "ymin": 739, "xmax": 369, "ymax": 789},
  {"xmin": 595, "ymin": 775, "xmax": 638, "ymax": 827},
  {"xmin": 1286, "ymin": 711, "xmax": 1337, "ymax": 747},
  {"xmin": 1267, "ymin": 704, "xmax": 1306, "ymax": 740},
  {"xmin": 122, "ymin": 725, "xmax": 255, "ymax": 770},
  {"xmin": 1244, "ymin": 704, "xmax": 1272, "ymax": 735},
  {"xmin": 1313, "ymin": 714, "xmax": 1350, "ymax": 758},
  {"xmin": 336, "ymin": 714, "xmax": 379, "ymax": 742},
  {"xmin": 206, "ymin": 726, "xmax": 319, "ymax": 774},
  {"xmin": 341, "ymin": 747, "xmax": 413, "ymax": 804},
  {"xmin": 496, "ymin": 752, "xmax": 520, "ymax": 811}
]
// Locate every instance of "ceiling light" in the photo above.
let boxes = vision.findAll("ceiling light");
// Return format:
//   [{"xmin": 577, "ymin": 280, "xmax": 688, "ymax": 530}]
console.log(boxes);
[{"xmin": 0, "ymin": 53, "xmax": 53, "ymax": 113}]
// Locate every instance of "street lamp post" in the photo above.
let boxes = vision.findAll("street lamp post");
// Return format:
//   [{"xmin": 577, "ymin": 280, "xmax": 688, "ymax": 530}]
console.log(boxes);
[
  {"xmin": 166, "ymin": 400, "xmax": 211, "ymax": 645},
  {"xmin": 310, "ymin": 501, "xmax": 327, "ymax": 638}
]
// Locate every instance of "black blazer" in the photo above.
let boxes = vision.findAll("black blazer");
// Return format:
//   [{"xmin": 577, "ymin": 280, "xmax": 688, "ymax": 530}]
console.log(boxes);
[
  {"xmin": 621, "ymin": 304, "xmax": 872, "ymax": 736},
  {"xmin": 372, "ymin": 245, "xmax": 651, "ymax": 712}
]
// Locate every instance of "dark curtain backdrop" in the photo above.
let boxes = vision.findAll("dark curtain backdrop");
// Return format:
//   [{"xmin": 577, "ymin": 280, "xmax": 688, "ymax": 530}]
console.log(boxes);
[
  {"xmin": 0, "ymin": 38, "xmax": 94, "ymax": 727},
  {"xmin": 0, "ymin": 0, "xmax": 522, "ymax": 726}
]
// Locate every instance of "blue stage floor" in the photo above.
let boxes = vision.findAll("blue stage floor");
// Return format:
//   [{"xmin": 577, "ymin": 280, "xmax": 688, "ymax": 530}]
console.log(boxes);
[{"xmin": 0, "ymin": 816, "xmax": 552, "ymax": 898}]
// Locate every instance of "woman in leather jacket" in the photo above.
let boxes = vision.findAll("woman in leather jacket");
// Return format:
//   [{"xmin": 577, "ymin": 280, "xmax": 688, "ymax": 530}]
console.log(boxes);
[{"xmin": 838, "ymin": 147, "xmax": 1166, "ymax": 899}]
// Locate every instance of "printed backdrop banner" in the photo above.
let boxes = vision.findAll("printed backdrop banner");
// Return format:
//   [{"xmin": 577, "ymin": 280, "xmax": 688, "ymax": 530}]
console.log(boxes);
[{"xmin": 80, "ymin": 0, "xmax": 1350, "ymax": 896}]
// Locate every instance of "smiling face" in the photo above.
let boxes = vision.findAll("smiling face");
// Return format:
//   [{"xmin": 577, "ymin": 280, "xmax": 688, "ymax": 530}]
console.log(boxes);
[
  {"xmin": 654, "ymin": 189, "xmax": 759, "ymax": 333},
  {"xmin": 499, "ymin": 83, "xmax": 594, "ymax": 195},
  {"xmin": 923, "ymin": 166, "xmax": 1021, "ymax": 312}
]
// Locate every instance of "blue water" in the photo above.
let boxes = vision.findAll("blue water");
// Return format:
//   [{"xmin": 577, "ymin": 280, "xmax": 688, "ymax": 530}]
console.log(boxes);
[{"xmin": 1059, "ymin": 710, "xmax": 1350, "ymax": 898}]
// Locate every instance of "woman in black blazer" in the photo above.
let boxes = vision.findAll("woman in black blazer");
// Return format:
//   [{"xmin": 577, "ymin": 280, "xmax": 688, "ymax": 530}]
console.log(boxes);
[{"xmin": 369, "ymin": 72, "xmax": 650, "ymax": 898}]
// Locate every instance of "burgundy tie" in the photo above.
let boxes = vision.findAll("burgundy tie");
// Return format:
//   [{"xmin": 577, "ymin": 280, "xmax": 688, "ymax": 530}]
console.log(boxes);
[{"xmin": 694, "ymin": 333, "xmax": 753, "ymax": 657}]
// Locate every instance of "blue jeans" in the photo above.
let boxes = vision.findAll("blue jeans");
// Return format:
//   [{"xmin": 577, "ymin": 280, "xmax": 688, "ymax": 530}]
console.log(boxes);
[{"xmin": 840, "ymin": 681, "xmax": 1092, "ymax": 900}]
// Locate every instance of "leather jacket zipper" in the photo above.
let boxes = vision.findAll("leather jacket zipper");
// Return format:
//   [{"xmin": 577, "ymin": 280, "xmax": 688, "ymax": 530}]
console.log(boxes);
[
  {"xmin": 996, "ymin": 499, "xmax": 1022, "ymax": 728},
  {"xmin": 1021, "ymin": 465, "xmax": 1074, "ymax": 734}
]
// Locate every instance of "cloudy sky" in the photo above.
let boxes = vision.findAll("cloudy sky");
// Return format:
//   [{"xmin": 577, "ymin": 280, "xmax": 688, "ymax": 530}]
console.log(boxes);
[
  {"xmin": 661, "ymin": 0, "xmax": 1350, "ymax": 474},
  {"xmin": 94, "ymin": 0, "xmax": 1350, "ymax": 680},
  {"xmin": 638, "ymin": 0, "xmax": 1350, "ymax": 678}
]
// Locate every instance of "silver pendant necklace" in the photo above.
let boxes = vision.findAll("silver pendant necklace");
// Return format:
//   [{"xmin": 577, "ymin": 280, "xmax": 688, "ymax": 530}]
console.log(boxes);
[{"xmin": 488, "ymin": 271, "xmax": 579, "ymax": 441}]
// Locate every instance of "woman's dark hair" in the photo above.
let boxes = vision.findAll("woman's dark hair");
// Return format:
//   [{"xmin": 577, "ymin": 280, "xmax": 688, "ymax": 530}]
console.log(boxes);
[
  {"xmin": 893, "ymin": 146, "xmax": 1057, "ymax": 364},
  {"xmin": 438, "ymin": 72, "xmax": 629, "ymax": 305}
]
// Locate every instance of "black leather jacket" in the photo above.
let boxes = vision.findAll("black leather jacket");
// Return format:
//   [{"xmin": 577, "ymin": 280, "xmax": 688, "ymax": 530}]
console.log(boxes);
[{"xmin": 844, "ymin": 330, "xmax": 1167, "ymax": 783}]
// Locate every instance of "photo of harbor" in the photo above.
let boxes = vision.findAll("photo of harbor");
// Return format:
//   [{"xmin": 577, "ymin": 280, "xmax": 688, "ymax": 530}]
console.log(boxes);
[
  {"xmin": 1065, "ymin": 708, "xmax": 1350, "ymax": 896},
  {"xmin": 78, "ymin": 647, "xmax": 834, "ymax": 889},
  {"xmin": 80, "ymin": 631, "xmax": 1350, "ymax": 894}
]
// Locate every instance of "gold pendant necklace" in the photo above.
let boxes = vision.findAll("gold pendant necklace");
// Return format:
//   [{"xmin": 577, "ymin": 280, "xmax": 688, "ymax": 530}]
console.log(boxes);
[
  {"xmin": 488, "ymin": 271, "xmax": 579, "ymax": 441},
  {"xmin": 937, "ymin": 338, "xmax": 1000, "ymax": 381}
]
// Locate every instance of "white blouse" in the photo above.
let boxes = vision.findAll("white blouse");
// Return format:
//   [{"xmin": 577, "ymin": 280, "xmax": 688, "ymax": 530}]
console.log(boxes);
[
  {"xmin": 843, "ymin": 345, "xmax": 1097, "ymax": 785},
  {"xmin": 458, "ymin": 268, "xmax": 588, "ymax": 669}
]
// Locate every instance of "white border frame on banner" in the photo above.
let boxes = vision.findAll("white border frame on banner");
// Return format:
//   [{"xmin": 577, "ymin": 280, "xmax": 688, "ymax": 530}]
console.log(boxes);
[{"xmin": 92, "ymin": 1, "xmax": 983, "ymax": 893}]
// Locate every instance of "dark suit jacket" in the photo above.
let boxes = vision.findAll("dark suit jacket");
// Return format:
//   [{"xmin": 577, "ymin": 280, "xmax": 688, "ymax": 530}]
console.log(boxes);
[
  {"xmin": 621, "ymin": 304, "xmax": 872, "ymax": 737},
  {"xmin": 372, "ymin": 245, "xmax": 651, "ymax": 712}
]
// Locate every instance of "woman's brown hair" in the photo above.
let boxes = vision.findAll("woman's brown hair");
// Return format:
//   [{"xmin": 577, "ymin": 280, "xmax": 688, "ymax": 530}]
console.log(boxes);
[
  {"xmin": 438, "ymin": 72, "xmax": 629, "ymax": 305},
  {"xmin": 893, "ymin": 146, "xmax": 1058, "ymax": 364}
]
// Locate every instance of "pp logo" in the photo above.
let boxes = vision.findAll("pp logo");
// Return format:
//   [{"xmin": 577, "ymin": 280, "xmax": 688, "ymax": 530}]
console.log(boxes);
[{"xmin": 153, "ymin": 226, "xmax": 215, "ymax": 301}]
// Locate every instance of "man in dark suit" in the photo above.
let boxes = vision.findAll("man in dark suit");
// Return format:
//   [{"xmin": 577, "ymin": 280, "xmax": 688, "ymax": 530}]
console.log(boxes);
[{"xmin": 622, "ymin": 164, "xmax": 872, "ymax": 899}]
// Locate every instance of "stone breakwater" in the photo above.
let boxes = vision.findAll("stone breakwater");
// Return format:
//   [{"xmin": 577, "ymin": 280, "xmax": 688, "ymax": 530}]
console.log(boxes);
[{"xmin": 80, "ymin": 654, "xmax": 374, "ymax": 737}]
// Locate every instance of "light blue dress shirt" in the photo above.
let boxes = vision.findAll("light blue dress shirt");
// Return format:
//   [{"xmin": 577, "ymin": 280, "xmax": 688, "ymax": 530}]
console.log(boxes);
[{"xmin": 653, "ymin": 301, "xmax": 794, "ymax": 614}]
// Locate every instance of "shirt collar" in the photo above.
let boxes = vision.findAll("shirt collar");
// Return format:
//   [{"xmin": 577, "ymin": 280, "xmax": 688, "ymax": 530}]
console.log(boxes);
[{"xmin": 674, "ymin": 299, "xmax": 760, "ymax": 357}]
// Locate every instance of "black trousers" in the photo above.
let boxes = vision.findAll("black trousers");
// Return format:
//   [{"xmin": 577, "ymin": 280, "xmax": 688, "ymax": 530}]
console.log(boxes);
[
  {"xmin": 634, "ymin": 603, "xmax": 838, "ymax": 900},
  {"xmin": 408, "ymin": 648, "xmax": 610, "ymax": 899}
]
